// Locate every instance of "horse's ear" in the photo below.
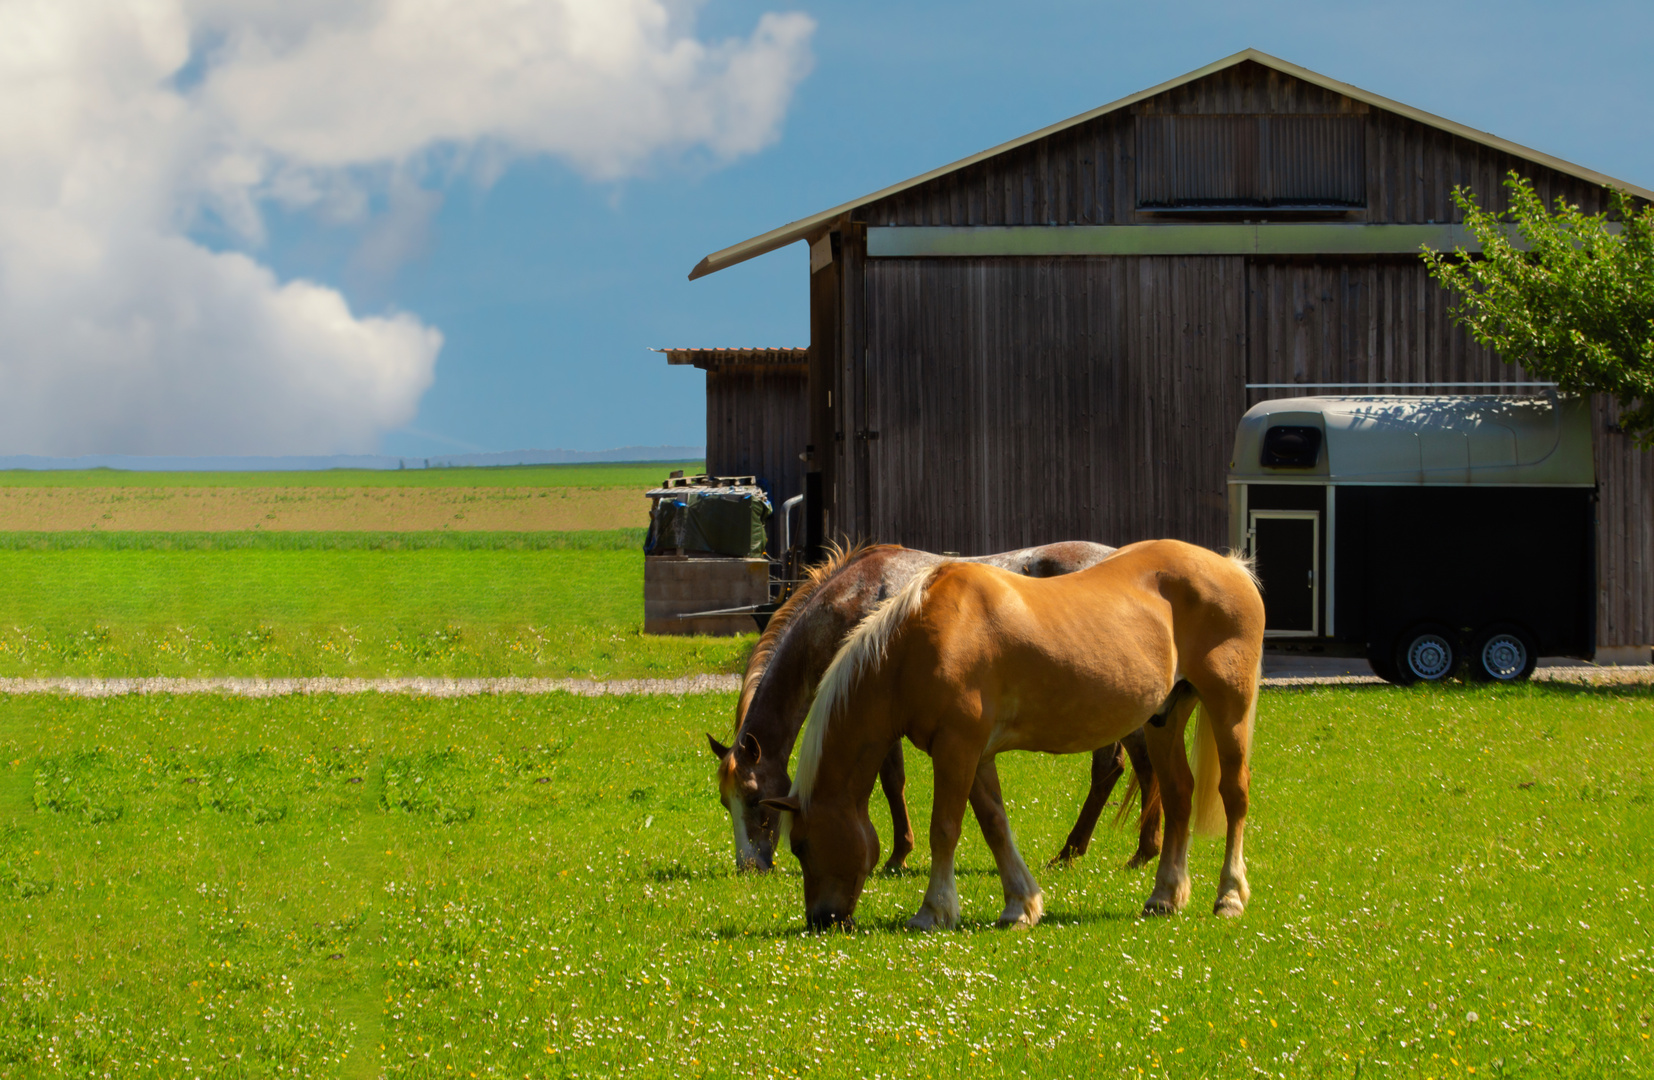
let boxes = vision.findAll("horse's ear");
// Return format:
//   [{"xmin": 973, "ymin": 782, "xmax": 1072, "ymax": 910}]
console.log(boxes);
[
  {"xmin": 706, "ymin": 733, "xmax": 732, "ymax": 760},
  {"xmin": 760, "ymin": 796, "xmax": 800, "ymax": 815},
  {"xmin": 736, "ymin": 730, "xmax": 762, "ymax": 764}
]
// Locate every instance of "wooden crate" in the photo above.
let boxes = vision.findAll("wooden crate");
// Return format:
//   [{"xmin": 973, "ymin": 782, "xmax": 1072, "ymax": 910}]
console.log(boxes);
[{"xmin": 643, "ymin": 556, "xmax": 770, "ymax": 636}]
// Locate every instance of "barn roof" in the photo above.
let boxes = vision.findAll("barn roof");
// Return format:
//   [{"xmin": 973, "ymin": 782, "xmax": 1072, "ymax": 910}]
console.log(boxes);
[
  {"xmin": 689, "ymin": 48, "xmax": 1654, "ymax": 281},
  {"xmin": 652, "ymin": 347, "xmax": 808, "ymax": 370}
]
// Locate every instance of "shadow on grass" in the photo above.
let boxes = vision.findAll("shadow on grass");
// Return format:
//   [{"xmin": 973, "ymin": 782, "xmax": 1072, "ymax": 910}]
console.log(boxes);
[{"xmin": 710, "ymin": 905, "xmax": 1140, "ymax": 940}]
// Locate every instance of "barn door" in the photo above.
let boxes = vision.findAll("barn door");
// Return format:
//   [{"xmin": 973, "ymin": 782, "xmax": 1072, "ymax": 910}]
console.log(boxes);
[{"xmin": 1249, "ymin": 510, "xmax": 1319, "ymax": 636}]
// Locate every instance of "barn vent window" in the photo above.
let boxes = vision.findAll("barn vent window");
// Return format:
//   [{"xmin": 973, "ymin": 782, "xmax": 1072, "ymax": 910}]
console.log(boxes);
[{"xmin": 1136, "ymin": 115, "xmax": 1365, "ymax": 209}]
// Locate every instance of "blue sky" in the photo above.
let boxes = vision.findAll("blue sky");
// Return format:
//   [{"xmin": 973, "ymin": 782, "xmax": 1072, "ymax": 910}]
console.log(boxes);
[
  {"xmin": 361, "ymin": 0, "xmax": 1653, "ymax": 457},
  {"xmin": 5, "ymin": 1, "xmax": 1648, "ymax": 457}
]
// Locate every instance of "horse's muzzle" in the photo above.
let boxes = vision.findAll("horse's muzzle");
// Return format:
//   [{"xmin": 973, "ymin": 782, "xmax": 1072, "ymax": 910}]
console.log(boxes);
[{"xmin": 806, "ymin": 908, "xmax": 854, "ymax": 932}]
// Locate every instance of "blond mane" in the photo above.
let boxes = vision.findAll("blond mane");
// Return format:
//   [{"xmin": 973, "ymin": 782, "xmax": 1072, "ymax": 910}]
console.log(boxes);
[
  {"xmin": 792, "ymin": 562, "xmax": 944, "ymax": 807},
  {"xmin": 733, "ymin": 541, "xmax": 872, "ymax": 729}
]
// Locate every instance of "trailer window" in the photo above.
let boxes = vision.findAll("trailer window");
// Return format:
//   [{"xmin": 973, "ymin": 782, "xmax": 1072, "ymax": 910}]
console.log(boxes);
[{"xmin": 1261, "ymin": 425, "xmax": 1323, "ymax": 468}]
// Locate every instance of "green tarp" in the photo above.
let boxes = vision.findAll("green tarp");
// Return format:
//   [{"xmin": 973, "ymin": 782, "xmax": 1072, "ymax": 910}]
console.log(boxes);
[{"xmin": 645, "ymin": 488, "xmax": 771, "ymax": 558}]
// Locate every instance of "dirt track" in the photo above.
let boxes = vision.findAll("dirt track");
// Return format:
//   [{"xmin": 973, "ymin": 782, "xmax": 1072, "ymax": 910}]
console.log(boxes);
[{"xmin": 0, "ymin": 486, "xmax": 649, "ymax": 531}]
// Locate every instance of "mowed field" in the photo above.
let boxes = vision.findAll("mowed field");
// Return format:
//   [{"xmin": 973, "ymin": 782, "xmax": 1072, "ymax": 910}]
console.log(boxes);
[
  {"xmin": 2, "ymin": 683, "xmax": 1650, "ymax": 1077},
  {"xmin": 0, "ymin": 463, "xmax": 697, "ymax": 533}
]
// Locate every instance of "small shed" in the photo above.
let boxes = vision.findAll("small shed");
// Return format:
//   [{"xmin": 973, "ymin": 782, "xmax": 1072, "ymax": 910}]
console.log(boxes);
[{"xmin": 657, "ymin": 348, "xmax": 807, "ymax": 558}]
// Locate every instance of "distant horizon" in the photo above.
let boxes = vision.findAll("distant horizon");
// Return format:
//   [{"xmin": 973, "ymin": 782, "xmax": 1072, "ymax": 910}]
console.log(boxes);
[{"xmin": 0, "ymin": 446, "xmax": 705, "ymax": 473}]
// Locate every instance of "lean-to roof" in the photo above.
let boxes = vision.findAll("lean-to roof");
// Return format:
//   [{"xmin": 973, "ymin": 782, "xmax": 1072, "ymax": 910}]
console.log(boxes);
[{"xmin": 689, "ymin": 48, "xmax": 1653, "ymax": 281}]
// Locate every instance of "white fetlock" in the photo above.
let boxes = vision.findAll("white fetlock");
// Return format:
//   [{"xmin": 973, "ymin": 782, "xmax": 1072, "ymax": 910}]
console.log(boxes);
[{"xmin": 997, "ymin": 890, "xmax": 1044, "ymax": 929}]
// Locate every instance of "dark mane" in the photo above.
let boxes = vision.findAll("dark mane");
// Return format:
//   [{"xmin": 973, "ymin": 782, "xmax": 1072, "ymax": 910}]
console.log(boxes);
[{"xmin": 734, "ymin": 540, "xmax": 877, "ymax": 730}]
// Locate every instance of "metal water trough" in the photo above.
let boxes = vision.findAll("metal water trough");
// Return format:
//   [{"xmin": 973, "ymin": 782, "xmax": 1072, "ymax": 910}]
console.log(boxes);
[{"xmin": 1228, "ymin": 393, "xmax": 1596, "ymax": 684}]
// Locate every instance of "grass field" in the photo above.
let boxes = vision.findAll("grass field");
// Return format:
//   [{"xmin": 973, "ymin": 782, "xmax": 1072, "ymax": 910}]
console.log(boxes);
[
  {"xmin": 0, "ymin": 532, "xmax": 753, "ymax": 679},
  {"xmin": 0, "ymin": 463, "xmax": 703, "ymax": 490},
  {"xmin": 3, "ymin": 682, "xmax": 1649, "ymax": 1077}
]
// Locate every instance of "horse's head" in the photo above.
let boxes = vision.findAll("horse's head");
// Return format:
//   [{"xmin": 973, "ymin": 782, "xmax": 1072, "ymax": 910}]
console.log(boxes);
[
  {"xmin": 762, "ymin": 793, "xmax": 879, "ymax": 931},
  {"xmin": 707, "ymin": 731, "xmax": 783, "ymax": 871}
]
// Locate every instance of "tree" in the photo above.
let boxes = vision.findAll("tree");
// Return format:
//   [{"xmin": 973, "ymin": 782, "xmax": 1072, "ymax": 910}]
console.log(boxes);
[{"xmin": 1422, "ymin": 171, "xmax": 1654, "ymax": 447}]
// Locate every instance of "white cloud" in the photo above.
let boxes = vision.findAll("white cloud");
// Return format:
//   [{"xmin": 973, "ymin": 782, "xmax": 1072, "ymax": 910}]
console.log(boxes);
[{"xmin": 0, "ymin": 0, "xmax": 814, "ymax": 455}]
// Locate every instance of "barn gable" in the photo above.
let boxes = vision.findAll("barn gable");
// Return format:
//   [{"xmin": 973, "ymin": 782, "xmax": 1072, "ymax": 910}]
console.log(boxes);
[{"xmin": 690, "ymin": 49, "xmax": 1650, "ymax": 279}]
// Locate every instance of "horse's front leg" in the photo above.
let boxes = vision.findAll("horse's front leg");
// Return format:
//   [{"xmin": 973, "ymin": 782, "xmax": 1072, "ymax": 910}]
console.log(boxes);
[
  {"xmin": 1141, "ymin": 699, "xmax": 1198, "ymax": 916},
  {"xmin": 1048, "ymin": 743, "xmax": 1125, "ymax": 866},
  {"xmin": 969, "ymin": 757, "xmax": 1043, "ymax": 928},
  {"xmin": 907, "ymin": 738, "xmax": 978, "ymax": 931},
  {"xmin": 1121, "ymin": 728, "xmax": 1162, "ymax": 869},
  {"xmin": 877, "ymin": 743, "xmax": 915, "ymax": 874}
]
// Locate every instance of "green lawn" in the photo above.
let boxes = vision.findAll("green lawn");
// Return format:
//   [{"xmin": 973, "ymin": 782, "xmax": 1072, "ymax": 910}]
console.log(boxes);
[
  {"xmin": 3, "ymin": 683, "xmax": 1649, "ymax": 1077},
  {"xmin": 0, "ymin": 462, "xmax": 702, "ymax": 490},
  {"xmin": 0, "ymin": 532, "xmax": 752, "ymax": 679}
]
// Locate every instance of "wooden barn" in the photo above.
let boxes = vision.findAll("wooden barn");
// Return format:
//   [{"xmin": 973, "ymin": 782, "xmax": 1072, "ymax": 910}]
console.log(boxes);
[{"xmin": 685, "ymin": 49, "xmax": 1654, "ymax": 654}]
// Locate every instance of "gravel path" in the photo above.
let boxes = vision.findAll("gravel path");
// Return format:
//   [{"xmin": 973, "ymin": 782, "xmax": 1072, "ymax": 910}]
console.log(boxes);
[{"xmin": 0, "ymin": 667, "xmax": 1645, "ymax": 697}]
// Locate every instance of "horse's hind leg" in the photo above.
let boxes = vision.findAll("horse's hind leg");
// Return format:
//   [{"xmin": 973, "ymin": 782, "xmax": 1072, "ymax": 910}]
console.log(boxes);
[
  {"xmin": 1141, "ymin": 697, "xmax": 1199, "ymax": 916},
  {"xmin": 1047, "ymin": 744, "xmax": 1125, "ymax": 867},
  {"xmin": 878, "ymin": 743, "xmax": 915, "ymax": 874},
  {"xmin": 969, "ymin": 757, "xmax": 1043, "ymax": 928},
  {"xmin": 1121, "ymin": 729, "xmax": 1162, "ymax": 869},
  {"xmin": 1207, "ymin": 688, "xmax": 1256, "ymax": 918}
]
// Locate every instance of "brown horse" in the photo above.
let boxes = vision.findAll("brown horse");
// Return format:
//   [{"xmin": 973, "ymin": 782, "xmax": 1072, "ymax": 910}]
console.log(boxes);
[
  {"xmin": 709, "ymin": 542, "xmax": 1161, "ymax": 872},
  {"xmin": 762, "ymin": 540, "xmax": 1264, "ymax": 930}
]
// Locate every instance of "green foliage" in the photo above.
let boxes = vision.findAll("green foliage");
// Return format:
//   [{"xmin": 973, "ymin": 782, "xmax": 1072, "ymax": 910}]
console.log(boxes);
[
  {"xmin": 0, "ymin": 461, "xmax": 703, "ymax": 489},
  {"xmin": 1422, "ymin": 172, "xmax": 1654, "ymax": 444},
  {"xmin": 0, "ymin": 535, "xmax": 754, "ymax": 678},
  {"xmin": 0, "ymin": 686, "xmax": 1649, "ymax": 1076}
]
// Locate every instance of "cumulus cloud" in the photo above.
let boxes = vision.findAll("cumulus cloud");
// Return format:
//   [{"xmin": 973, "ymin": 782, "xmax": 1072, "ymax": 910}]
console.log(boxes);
[{"xmin": 0, "ymin": 0, "xmax": 814, "ymax": 454}]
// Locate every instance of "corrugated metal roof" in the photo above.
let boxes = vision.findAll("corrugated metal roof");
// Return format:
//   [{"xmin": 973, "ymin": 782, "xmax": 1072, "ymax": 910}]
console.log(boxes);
[
  {"xmin": 653, "ymin": 347, "xmax": 808, "ymax": 369},
  {"xmin": 689, "ymin": 48, "xmax": 1654, "ymax": 281}
]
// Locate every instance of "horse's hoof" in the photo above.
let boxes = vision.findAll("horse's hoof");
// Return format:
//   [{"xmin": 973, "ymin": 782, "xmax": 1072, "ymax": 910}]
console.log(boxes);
[
  {"xmin": 907, "ymin": 905, "xmax": 956, "ymax": 931},
  {"xmin": 1214, "ymin": 896, "xmax": 1246, "ymax": 918},
  {"xmin": 1046, "ymin": 849, "xmax": 1081, "ymax": 869},
  {"xmin": 1140, "ymin": 898, "xmax": 1179, "ymax": 918},
  {"xmin": 997, "ymin": 894, "xmax": 1043, "ymax": 929},
  {"xmin": 881, "ymin": 858, "xmax": 908, "ymax": 876},
  {"xmin": 1123, "ymin": 851, "xmax": 1157, "ymax": 870}
]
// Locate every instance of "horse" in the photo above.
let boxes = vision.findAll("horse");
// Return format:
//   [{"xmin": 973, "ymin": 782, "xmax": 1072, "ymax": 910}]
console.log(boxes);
[
  {"xmin": 708, "ymin": 542, "xmax": 1162, "ymax": 873},
  {"xmin": 761, "ymin": 539, "xmax": 1264, "ymax": 931}
]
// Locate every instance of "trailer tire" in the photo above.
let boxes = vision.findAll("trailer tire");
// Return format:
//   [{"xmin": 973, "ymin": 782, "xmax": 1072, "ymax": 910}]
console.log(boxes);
[
  {"xmin": 1394, "ymin": 626, "xmax": 1458, "ymax": 684},
  {"xmin": 1469, "ymin": 624, "xmax": 1538, "ymax": 682}
]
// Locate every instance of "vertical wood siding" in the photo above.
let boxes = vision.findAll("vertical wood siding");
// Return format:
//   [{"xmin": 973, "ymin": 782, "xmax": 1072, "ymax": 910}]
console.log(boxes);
[
  {"xmin": 860, "ymin": 257, "xmax": 1244, "ymax": 554},
  {"xmin": 705, "ymin": 364, "xmax": 808, "ymax": 557}
]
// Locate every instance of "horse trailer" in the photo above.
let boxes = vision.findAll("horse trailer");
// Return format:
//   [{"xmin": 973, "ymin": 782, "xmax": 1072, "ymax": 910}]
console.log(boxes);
[{"xmin": 1228, "ymin": 395, "xmax": 1596, "ymax": 684}]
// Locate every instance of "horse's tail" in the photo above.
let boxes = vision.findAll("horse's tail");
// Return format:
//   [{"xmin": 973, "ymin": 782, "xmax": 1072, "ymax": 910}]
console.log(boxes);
[
  {"xmin": 1111, "ymin": 769, "xmax": 1163, "ymax": 834},
  {"xmin": 793, "ymin": 562, "xmax": 943, "ymax": 807},
  {"xmin": 1111, "ymin": 773, "xmax": 1141, "ymax": 827},
  {"xmin": 1188, "ymin": 659, "xmax": 1261, "ymax": 836}
]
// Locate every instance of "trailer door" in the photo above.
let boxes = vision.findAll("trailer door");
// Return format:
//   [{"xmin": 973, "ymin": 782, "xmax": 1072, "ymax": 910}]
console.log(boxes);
[{"xmin": 1250, "ymin": 510, "xmax": 1320, "ymax": 636}]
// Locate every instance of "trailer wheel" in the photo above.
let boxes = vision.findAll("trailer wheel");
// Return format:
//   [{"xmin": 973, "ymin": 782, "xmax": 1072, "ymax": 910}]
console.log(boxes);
[
  {"xmin": 1395, "ymin": 627, "xmax": 1457, "ymax": 684},
  {"xmin": 1469, "ymin": 625, "xmax": 1537, "ymax": 682}
]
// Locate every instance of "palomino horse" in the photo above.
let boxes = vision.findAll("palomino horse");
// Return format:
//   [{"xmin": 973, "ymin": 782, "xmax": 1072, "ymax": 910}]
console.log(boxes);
[
  {"xmin": 708, "ymin": 542, "xmax": 1162, "ymax": 872},
  {"xmin": 762, "ymin": 540, "xmax": 1264, "ymax": 930}
]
